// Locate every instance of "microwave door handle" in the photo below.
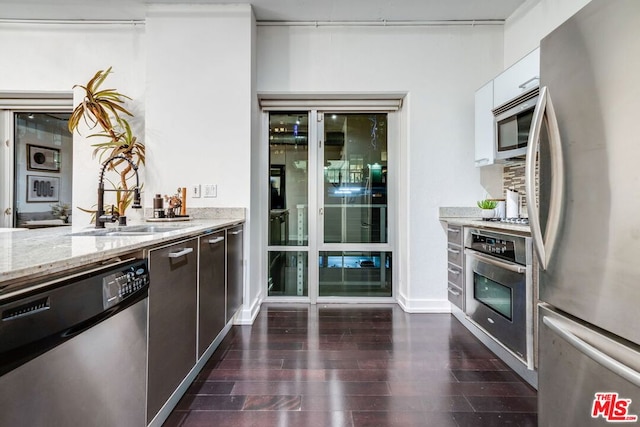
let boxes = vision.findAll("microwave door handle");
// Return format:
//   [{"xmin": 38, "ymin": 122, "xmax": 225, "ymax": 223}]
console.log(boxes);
[{"xmin": 525, "ymin": 86, "xmax": 565, "ymax": 270}]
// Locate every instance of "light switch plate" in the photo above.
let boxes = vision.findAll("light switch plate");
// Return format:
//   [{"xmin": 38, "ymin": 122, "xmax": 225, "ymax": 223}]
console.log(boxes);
[
  {"xmin": 191, "ymin": 185, "xmax": 201, "ymax": 198},
  {"xmin": 203, "ymin": 184, "xmax": 217, "ymax": 198}
]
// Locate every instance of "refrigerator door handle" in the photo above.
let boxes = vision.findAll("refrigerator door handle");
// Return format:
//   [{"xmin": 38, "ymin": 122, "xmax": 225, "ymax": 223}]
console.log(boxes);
[
  {"xmin": 543, "ymin": 316, "xmax": 640, "ymax": 388},
  {"xmin": 525, "ymin": 86, "xmax": 564, "ymax": 270}
]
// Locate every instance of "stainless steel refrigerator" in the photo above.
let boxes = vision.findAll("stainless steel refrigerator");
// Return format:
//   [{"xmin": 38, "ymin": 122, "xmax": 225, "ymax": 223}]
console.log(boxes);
[{"xmin": 525, "ymin": 0, "xmax": 640, "ymax": 425}]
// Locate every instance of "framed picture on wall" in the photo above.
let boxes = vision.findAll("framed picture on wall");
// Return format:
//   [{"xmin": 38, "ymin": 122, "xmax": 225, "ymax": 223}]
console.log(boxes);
[
  {"xmin": 26, "ymin": 175, "xmax": 59, "ymax": 202},
  {"xmin": 27, "ymin": 144, "xmax": 60, "ymax": 172}
]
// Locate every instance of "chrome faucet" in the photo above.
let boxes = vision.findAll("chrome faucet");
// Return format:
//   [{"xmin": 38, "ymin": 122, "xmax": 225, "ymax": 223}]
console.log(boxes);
[{"xmin": 96, "ymin": 155, "xmax": 141, "ymax": 228}]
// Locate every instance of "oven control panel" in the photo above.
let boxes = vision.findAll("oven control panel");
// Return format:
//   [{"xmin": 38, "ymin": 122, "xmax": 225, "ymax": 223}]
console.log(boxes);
[
  {"xmin": 471, "ymin": 234, "xmax": 516, "ymax": 261},
  {"xmin": 464, "ymin": 229, "xmax": 531, "ymax": 265}
]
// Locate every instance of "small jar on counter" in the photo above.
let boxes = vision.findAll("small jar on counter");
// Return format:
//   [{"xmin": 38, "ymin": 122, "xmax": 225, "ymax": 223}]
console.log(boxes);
[{"xmin": 153, "ymin": 194, "xmax": 165, "ymax": 218}]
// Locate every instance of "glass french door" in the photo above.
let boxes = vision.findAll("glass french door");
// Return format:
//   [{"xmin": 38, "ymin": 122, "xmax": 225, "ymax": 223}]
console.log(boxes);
[
  {"xmin": 318, "ymin": 112, "xmax": 391, "ymax": 298},
  {"xmin": 267, "ymin": 110, "xmax": 393, "ymax": 300}
]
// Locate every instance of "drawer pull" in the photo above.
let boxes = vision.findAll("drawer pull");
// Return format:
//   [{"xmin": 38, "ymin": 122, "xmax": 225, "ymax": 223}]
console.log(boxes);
[
  {"xmin": 168, "ymin": 248, "xmax": 193, "ymax": 258},
  {"xmin": 447, "ymin": 267, "xmax": 460, "ymax": 275},
  {"xmin": 447, "ymin": 228, "xmax": 460, "ymax": 233},
  {"xmin": 447, "ymin": 287, "xmax": 461, "ymax": 296},
  {"xmin": 208, "ymin": 236, "xmax": 225, "ymax": 244},
  {"xmin": 230, "ymin": 229, "xmax": 243, "ymax": 235},
  {"xmin": 447, "ymin": 248, "xmax": 460, "ymax": 254}
]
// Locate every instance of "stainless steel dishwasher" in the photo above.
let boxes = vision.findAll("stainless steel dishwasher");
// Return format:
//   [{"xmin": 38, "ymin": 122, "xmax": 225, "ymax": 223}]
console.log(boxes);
[{"xmin": 0, "ymin": 258, "xmax": 150, "ymax": 427}]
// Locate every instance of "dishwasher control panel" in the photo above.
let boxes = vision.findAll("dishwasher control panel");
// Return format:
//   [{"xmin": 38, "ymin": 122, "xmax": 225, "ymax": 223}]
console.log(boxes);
[{"xmin": 102, "ymin": 260, "xmax": 150, "ymax": 309}]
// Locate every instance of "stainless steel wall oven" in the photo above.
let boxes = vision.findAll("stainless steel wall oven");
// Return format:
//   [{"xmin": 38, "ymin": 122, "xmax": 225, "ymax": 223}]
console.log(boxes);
[{"xmin": 464, "ymin": 228, "xmax": 533, "ymax": 365}]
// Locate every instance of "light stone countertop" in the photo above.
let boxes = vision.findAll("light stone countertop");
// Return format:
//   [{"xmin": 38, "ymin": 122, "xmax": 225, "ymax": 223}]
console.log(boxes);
[
  {"xmin": 440, "ymin": 217, "xmax": 531, "ymax": 235},
  {"xmin": 438, "ymin": 207, "xmax": 531, "ymax": 235},
  {"xmin": 0, "ymin": 218, "xmax": 244, "ymax": 289}
]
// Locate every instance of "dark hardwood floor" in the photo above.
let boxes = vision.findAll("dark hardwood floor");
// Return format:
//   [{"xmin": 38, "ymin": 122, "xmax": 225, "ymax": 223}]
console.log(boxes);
[{"xmin": 164, "ymin": 304, "xmax": 537, "ymax": 427}]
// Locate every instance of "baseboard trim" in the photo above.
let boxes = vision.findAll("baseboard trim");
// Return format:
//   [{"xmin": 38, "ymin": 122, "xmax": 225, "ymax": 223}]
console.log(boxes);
[
  {"xmin": 234, "ymin": 293, "xmax": 262, "ymax": 325},
  {"xmin": 397, "ymin": 292, "xmax": 452, "ymax": 313}
]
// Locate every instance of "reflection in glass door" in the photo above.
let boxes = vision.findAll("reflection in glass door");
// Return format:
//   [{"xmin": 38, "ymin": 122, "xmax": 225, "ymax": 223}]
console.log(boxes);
[
  {"xmin": 319, "ymin": 113, "xmax": 392, "ymax": 297},
  {"xmin": 266, "ymin": 110, "xmax": 393, "ymax": 300},
  {"xmin": 267, "ymin": 112, "xmax": 310, "ymax": 297}
]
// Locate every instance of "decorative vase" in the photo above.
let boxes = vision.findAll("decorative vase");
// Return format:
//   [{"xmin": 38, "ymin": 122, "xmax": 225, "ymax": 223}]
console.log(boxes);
[{"xmin": 481, "ymin": 209, "xmax": 495, "ymax": 219}]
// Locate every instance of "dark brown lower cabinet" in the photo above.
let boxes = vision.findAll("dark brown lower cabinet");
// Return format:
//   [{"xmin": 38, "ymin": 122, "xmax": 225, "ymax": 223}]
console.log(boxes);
[{"xmin": 146, "ymin": 237, "xmax": 198, "ymax": 424}]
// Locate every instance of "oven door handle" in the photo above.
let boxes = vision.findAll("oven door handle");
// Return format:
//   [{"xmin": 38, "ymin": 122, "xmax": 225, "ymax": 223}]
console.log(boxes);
[{"xmin": 464, "ymin": 249, "xmax": 527, "ymax": 274}]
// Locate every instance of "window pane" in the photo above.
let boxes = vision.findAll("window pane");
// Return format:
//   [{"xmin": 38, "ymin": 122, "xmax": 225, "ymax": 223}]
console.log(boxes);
[
  {"xmin": 323, "ymin": 113, "xmax": 387, "ymax": 244},
  {"xmin": 268, "ymin": 251, "xmax": 308, "ymax": 297},
  {"xmin": 319, "ymin": 251, "xmax": 392, "ymax": 297},
  {"xmin": 269, "ymin": 112, "xmax": 308, "ymax": 246}
]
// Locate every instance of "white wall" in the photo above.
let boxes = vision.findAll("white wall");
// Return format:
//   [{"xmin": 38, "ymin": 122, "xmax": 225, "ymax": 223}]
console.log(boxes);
[
  {"xmin": 145, "ymin": 5, "xmax": 252, "ymax": 209},
  {"xmin": 0, "ymin": 22, "xmax": 145, "ymax": 226},
  {"xmin": 504, "ymin": 0, "xmax": 591, "ymax": 66},
  {"xmin": 257, "ymin": 24, "xmax": 504, "ymax": 311},
  {"xmin": 145, "ymin": 4, "xmax": 257, "ymax": 322}
]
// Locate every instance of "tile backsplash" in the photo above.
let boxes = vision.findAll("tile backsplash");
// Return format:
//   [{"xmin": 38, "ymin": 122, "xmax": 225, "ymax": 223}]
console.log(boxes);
[
  {"xmin": 502, "ymin": 159, "xmax": 539, "ymax": 217},
  {"xmin": 503, "ymin": 161, "xmax": 527, "ymax": 217}
]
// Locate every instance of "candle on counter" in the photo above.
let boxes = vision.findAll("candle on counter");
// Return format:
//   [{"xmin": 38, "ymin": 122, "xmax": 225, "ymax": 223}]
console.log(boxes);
[{"xmin": 180, "ymin": 187, "xmax": 187, "ymax": 216}]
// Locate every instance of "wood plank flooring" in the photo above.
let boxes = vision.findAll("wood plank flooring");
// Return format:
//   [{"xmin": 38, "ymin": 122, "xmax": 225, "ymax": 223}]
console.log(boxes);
[{"xmin": 163, "ymin": 304, "xmax": 537, "ymax": 427}]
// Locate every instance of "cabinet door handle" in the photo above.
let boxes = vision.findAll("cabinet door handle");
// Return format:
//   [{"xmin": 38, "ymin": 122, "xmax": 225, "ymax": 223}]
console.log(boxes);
[
  {"xmin": 230, "ymin": 229, "xmax": 243, "ymax": 235},
  {"xmin": 447, "ymin": 267, "xmax": 460, "ymax": 275},
  {"xmin": 446, "ymin": 228, "xmax": 460, "ymax": 233},
  {"xmin": 168, "ymin": 247, "xmax": 194, "ymax": 258},
  {"xmin": 447, "ymin": 248, "xmax": 460, "ymax": 254},
  {"xmin": 208, "ymin": 236, "xmax": 225, "ymax": 244},
  {"xmin": 518, "ymin": 76, "xmax": 539, "ymax": 89}
]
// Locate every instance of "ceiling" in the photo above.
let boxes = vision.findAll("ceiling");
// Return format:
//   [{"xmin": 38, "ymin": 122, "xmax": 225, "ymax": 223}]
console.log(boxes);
[{"xmin": 0, "ymin": 0, "xmax": 527, "ymax": 22}]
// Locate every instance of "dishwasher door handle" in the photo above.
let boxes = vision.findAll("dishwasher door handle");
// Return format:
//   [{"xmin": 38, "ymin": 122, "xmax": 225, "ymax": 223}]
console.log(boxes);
[
  {"xmin": 208, "ymin": 236, "xmax": 225, "ymax": 244},
  {"xmin": 168, "ymin": 248, "xmax": 194, "ymax": 258}
]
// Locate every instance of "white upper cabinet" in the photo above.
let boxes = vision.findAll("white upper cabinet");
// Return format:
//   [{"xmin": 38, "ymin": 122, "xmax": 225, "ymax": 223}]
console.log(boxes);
[
  {"xmin": 474, "ymin": 80, "xmax": 495, "ymax": 167},
  {"xmin": 474, "ymin": 47, "xmax": 540, "ymax": 167},
  {"xmin": 493, "ymin": 47, "xmax": 540, "ymax": 108}
]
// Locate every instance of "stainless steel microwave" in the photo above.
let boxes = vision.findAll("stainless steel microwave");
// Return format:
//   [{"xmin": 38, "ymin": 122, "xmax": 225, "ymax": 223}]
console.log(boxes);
[{"xmin": 493, "ymin": 88, "xmax": 539, "ymax": 161}]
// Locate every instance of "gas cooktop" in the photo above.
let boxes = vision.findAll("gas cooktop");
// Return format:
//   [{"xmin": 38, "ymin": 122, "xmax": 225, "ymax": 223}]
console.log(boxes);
[{"xmin": 483, "ymin": 217, "xmax": 530, "ymax": 225}]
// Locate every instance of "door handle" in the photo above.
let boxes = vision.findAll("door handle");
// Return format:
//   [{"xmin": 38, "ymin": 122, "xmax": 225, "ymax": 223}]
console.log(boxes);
[
  {"xmin": 208, "ymin": 236, "xmax": 225, "ymax": 244},
  {"xmin": 544, "ymin": 316, "xmax": 640, "ymax": 388},
  {"xmin": 518, "ymin": 76, "xmax": 539, "ymax": 89},
  {"xmin": 465, "ymin": 249, "xmax": 527, "ymax": 274},
  {"xmin": 525, "ymin": 86, "xmax": 564, "ymax": 270},
  {"xmin": 168, "ymin": 247, "xmax": 193, "ymax": 258}
]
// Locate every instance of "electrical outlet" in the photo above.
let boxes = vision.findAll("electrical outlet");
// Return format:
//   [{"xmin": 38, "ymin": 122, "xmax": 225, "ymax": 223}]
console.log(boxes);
[
  {"xmin": 203, "ymin": 184, "xmax": 217, "ymax": 198},
  {"xmin": 191, "ymin": 184, "xmax": 201, "ymax": 198}
]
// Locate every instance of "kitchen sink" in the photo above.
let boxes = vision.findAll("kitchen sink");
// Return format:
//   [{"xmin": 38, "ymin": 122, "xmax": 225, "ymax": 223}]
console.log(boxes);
[{"xmin": 70, "ymin": 225, "xmax": 184, "ymax": 237}]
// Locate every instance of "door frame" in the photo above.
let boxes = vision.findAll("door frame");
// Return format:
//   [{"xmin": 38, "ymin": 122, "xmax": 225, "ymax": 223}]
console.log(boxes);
[{"xmin": 260, "ymin": 96, "xmax": 402, "ymax": 304}]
